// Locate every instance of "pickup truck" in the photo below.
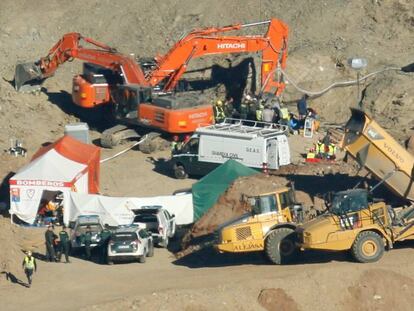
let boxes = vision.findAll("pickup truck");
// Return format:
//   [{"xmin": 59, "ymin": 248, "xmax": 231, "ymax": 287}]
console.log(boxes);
[
  {"xmin": 132, "ymin": 206, "xmax": 176, "ymax": 247},
  {"xmin": 70, "ymin": 215, "xmax": 104, "ymax": 251}
]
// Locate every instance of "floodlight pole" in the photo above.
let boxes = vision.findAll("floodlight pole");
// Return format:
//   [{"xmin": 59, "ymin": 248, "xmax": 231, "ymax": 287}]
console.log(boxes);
[{"xmin": 348, "ymin": 58, "xmax": 368, "ymax": 110}]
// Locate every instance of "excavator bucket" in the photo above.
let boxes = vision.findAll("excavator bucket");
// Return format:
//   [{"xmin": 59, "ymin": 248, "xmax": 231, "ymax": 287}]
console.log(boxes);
[{"xmin": 14, "ymin": 62, "xmax": 43, "ymax": 91}]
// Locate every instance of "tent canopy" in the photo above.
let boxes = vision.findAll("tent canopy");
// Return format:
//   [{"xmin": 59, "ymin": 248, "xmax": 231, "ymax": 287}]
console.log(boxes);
[
  {"xmin": 9, "ymin": 136, "xmax": 100, "ymax": 224},
  {"xmin": 191, "ymin": 160, "xmax": 258, "ymax": 221},
  {"xmin": 32, "ymin": 135, "xmax": 100, "ymax": 193},
  {"xmin": 12, "ymin": 149, "xmax": 86, "ymax": 183},
  {"xmin": 64, "ymin": 191, "xmax": 194, "ymax": 226}
]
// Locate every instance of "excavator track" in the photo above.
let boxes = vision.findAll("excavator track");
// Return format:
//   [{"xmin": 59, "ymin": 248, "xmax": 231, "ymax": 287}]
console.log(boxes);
[{"xmin": 100, "ymin": 125, "xmax": 140, "ymax": 149}]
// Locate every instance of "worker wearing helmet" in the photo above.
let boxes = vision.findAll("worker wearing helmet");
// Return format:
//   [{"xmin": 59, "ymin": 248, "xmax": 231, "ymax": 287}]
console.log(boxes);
[
  {"xmin": 171, "ymin": 135, "xmax": 181, "ymax": 154},
  {"xmin": 214, "ymin": 100, "xmax": 226, "ymax": 123},
  {"xmin": 239, "ymin": 101, "xmax": 248, "ymax": 120},
  {"xmin": 224, "ymin": 97, "xmax": 235, "ymax": 118},
  {"xmin": 22, "ymin": 250, "xmax": 37, "ymax": 287},
  {"xmin": 256, "ymin": 102, "xmax": 264, "ymax": 121}
]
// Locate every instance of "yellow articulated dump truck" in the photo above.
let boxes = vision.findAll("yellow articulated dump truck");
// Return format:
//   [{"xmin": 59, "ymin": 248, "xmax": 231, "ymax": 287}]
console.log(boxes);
[
  {"xmin": 215, "ymin": 185, "xmax": 304, "ymax": 264},
  {"xmin": 298, "ymin": 109, "xmax": 414, "ymax": 263}
]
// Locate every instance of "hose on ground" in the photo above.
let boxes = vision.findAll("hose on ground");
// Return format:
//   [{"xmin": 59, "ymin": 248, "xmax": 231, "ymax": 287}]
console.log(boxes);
[
  {"xmin": 279, "ymin": 66, "xmax": 403, "ymax": 97},
  {"xmin": 100, "ymin": 135, "xmax": 148, "ymax": 164}
]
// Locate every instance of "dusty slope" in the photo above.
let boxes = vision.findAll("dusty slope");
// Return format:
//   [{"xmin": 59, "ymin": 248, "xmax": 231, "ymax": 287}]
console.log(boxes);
[
  {"xmin": 0, "ymin": 217, "xmax": 45, "ymax": 283},
  {"xmin": 0, "ymin": 0, "xmax": 412, "ymax": 201},
  {"xmin": 1, "ymin": 0, "xmax": 413, "ymax": 152},
  {"xmin": 2, "ymin": 245, "xmax": 414, "ymax": 311}
]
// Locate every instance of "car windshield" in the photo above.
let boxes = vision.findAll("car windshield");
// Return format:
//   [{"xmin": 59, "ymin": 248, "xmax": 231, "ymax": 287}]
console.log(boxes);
[
  {"xmin": 330, "ymin": 190, "xmax": 368, "ymax": 216},
  {"xmin": 112, "ymin": 232, "xmax": 137, "ymax": 241},
  {"xmin": 134, "ymin": 214, "xmax": 158, "ymax": 223},
  {"xmin": 76, "ymin": 224, "xmax": 102, "ymax": 234}
]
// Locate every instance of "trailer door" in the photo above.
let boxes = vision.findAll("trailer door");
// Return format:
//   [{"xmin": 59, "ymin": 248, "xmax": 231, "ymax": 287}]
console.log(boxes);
[
  {"xmin": 277, "ymin": 135, "xmax": 291, "ymax": 166},
  {"xmin": 266, "ymin": 139, "xmax": 279, "ymax": 169}
]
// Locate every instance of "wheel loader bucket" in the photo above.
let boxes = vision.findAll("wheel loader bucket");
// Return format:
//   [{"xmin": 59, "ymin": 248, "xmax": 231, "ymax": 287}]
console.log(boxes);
[{"xmin": 14, "ymin": 62, "xmax": 43, "ymax": 91}]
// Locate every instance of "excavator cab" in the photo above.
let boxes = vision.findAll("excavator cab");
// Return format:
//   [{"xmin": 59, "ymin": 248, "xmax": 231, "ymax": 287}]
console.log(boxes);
[{"xmin": 112, "ymin": 85, "xmax": 152, "ymax": 121}]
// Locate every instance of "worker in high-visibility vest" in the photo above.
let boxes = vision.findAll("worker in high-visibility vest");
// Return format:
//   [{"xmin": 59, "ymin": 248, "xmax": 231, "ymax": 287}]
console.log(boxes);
[
  {"xmin": 279, "ymin": 107, "xmax": 290, "ymax": 125},
  {"xmin": 315, "ymin": 140, "xmax": 325, "ymax": 158},
  {"xmin": 328, "ymin": 143, "xmax": 337, "ymax": 160},
  {"xmin": 240, "ymin": 101, "xmax": 248, "ymax": 120},
  {"xmin": 256, "ymin": 102, "xmax": 264, "ymax": 121},
  {"xmin": 171, "ymin": 135, "xmax": 182, "ymax": 154},
  {"xmin": 214, "ymin": 100, "xmax": 226, "ymax": 123},
  {"xmin": 306, "ymin": 148, "xmax": 317, "ymax": 162},
  {"xmin": 22, "ymin": 251, "xmax": 37, "ymax": 287}
]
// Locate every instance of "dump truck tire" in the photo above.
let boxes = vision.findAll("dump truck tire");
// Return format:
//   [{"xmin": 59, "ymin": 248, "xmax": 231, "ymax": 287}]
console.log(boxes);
[
  {"xmin": 351, "ymin": 231, "xmax": 384, "ymax": 263},
  {"xmin": 174, "ymin": 165, "xmax": 188, "ymax": 179},
  {"xmin": 265, "ymin": 228, "xmax": 298, "ymax": 265}
]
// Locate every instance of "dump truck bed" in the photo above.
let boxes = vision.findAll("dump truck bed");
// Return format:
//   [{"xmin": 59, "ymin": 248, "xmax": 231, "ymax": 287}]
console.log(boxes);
[{"xmin": 341, "ymin": 109, "xmax": 414, "ymax": 201}]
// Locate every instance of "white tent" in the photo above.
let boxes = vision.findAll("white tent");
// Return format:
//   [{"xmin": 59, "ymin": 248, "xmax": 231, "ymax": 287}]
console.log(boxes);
[
  {"xmin": 64, "ymin": 191, "xmax": 194, "ymax": 226},
  {"xmin": 9, "ymin": 149, "xmax": 89, "ymax": 224}
]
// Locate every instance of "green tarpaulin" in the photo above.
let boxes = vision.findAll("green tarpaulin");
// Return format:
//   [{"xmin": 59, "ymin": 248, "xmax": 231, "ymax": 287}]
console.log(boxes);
[{"xmin": 192, "ymin": 160, "xmax": 258, "ymax": 221}]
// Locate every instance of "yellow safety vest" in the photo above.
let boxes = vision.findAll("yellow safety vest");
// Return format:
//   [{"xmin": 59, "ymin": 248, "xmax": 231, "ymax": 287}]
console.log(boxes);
[
  {"xmin": 280, "ymin": 108, "xmax": 289, "ymax": 120},
  {"xmin": 306, "ymin": 152, "xmax": 316, "ymax": 159},
  {"xmin": 24, "ymin": 256, "xmax": 35, "ymax": 269},
  {"xmin": 256, "ymin": 105, "xmax": 264, "ymax": 121},
  {"xmin": 214, "ymin": 106, "xmax": 225, "ymax": 119},
  {"xmin": 328, "ymin": 144, "xmax": 336, "ymax": 156},
  {"xmin": 316, "ymin": 143, "xmax": 325, "ymax": 154}
]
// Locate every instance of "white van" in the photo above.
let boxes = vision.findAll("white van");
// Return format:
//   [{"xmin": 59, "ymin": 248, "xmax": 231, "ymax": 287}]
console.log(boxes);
[{"xmin": 171, "ymin": 119, "xmax": 290, "ymax": 178}]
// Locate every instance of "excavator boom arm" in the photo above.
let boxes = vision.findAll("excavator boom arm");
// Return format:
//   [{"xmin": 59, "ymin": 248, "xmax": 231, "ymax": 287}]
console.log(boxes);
[
  {"xmin": 14, "ymin": 32, "xmax": 147, "ymax": 90},
  {"xmin": 150, "ymin": 18, "xmax": 288, "ymax": 94}
]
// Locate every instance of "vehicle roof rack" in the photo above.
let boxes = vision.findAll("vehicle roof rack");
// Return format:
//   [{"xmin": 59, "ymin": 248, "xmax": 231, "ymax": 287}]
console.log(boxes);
[{"xmin": 197, "ymin": 118, "xmax": 288, "ymax": 139}]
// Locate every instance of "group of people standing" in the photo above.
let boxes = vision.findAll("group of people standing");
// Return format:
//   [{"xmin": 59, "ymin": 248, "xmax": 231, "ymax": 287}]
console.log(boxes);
[
  {"xmin": 22, "ymin": 224, "xmax": 112, "ymax": 288},
  {"xmin": 213, "ymin": 92, "xmax": 319, "ymax": 134},
  {"xmin": 44, "ymin": 224, "xmax": 71, "ymax": 263}
]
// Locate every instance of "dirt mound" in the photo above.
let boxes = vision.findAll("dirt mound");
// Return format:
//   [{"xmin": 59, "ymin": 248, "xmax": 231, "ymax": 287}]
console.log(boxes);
[
  {"xmin": 190, "ymin": 174, "xmax": 293, "ymax": 238},
  {"xmin": 177, "ymin": 172, "xmax": 317, "ymax": 257},
  {"xmin": 0, "ymin": 217, "xmax": 44, "ymax": 283},
  {"xmin": 346, "ymin": 269, "xmax": 414, "ymax": 311},
  {"xmin": 258, "ymin": 288, "xmax": 301, "ymax": 311}
]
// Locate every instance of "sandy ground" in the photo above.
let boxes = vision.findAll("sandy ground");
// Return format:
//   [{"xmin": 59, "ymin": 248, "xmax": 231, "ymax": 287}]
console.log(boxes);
[{"xmin": 2, "ymin": 243, "xmax": 414, "ymax": 311}]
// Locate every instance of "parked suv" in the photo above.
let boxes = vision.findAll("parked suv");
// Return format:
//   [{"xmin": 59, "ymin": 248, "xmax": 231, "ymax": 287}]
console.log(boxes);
[
  {"xmin": 107, "ymin": 225, "xmax": 154, "ymax": 264},
  {"xmin": 70, "ymin": 215, "xmax": 104, "ymax": 251},
  {"xmin": 132, "ymin": 206, "xmax": 176, "ymax": 247}
]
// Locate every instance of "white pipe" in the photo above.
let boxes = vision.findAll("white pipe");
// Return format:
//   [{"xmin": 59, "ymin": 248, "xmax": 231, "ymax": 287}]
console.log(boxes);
[{"xmin": 100, "ymin": 135, "xmax": 148, "ymax": 163}]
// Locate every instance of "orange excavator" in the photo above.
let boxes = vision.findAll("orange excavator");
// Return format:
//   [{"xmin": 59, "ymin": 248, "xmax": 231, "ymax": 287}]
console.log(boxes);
[{"xmin": 15, "ymin": 19, "xmax": 289, "ymax": 151}]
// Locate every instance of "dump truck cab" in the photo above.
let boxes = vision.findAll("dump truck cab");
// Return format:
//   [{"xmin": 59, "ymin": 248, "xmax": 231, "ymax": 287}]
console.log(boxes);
[
  {"xmin": 297, "ymin": 108, "xmax": 414, "ymax": 264},
  {"xmin": 298, "ymin": 189, "xmax": 388, "ymax": 258},
  {"xmin": 298, "ymin": 187, "xmax": 414, "ymax": 263},
  {"xmin": 216, "ymin": 186, "xmax": 303, "ymax": 264}
]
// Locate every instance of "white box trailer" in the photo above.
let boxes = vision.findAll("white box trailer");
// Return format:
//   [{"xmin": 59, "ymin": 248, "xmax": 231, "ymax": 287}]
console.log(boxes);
[{"xmin": 171, "ymin": 119, "xmax": 290, "ymax": 178}]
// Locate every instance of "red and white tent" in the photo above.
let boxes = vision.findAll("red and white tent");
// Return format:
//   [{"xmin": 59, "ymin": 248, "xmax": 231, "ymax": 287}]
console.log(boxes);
[{"xmin": 9, "ymin": 135, "xmax": 100, "ymax": 224}]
